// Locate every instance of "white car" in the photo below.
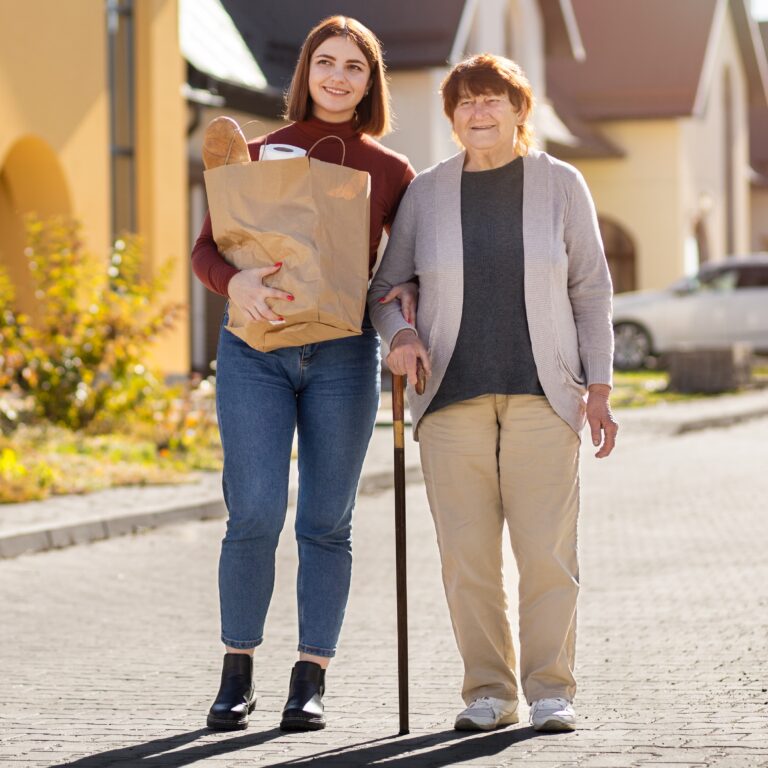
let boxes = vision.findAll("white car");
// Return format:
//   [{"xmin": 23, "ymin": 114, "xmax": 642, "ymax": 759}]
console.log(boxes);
[{"xmin": 612, "ymin": 255, "xmax": 768, "ymax": 370}]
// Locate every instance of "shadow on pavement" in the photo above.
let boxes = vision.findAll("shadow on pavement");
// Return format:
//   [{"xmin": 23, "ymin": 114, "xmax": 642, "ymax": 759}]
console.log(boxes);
[
  {"xmin": 51, "ymin": 724, "xmax": 542, "ymax": 767},
  {"xmin": 272, "ymin": 726, "xmax": 540, "ymax": 767},
  {"xmin": 50, "ymin": 727, "xmax": 284, "ymax": 767}
]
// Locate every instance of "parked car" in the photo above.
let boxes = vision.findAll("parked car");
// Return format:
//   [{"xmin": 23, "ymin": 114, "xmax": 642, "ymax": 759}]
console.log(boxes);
[{"xmin": 612, "ymin": 254, "xmax": 768, "ymax": 370}]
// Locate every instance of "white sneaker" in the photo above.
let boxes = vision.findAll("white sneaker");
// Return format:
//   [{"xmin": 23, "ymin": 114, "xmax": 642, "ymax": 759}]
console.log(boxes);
[
  {"xmin": 529, "ymin": 697, "xmax": 576, "ymax": 732},
  {"xmin": 455, "ymin": 696, "xmax": 519, "ymax": 731}
]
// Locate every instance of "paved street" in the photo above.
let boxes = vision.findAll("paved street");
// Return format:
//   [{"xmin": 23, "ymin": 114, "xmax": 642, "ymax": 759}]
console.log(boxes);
[{"xmin": 1, "ymin": 416, "xmax": 768, "ymax": 767}]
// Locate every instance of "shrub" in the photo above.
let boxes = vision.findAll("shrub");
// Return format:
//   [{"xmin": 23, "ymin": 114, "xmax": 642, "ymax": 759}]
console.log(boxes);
[
  {"xmin": 0, "ymin": 267, "xmax": 29, "ymax": 393},
  {"xmin": 6, "ymin": 217, "xmax": 184, "ymax": 431},
  {"xmin": 96, "ymin": 374, "xmax": 223, "ymax": 470}
]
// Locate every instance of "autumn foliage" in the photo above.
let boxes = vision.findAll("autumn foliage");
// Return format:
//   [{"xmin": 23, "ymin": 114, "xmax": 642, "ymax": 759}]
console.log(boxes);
[{"xmin": 0, "ymin": 216, "xmax": 183, "ymax": 430}]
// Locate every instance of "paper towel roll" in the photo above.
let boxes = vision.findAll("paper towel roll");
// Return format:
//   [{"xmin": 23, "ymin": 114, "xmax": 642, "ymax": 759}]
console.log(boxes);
[{"xmin": 259, "ymin": 144, "xmax": 307, "ymax": 161}]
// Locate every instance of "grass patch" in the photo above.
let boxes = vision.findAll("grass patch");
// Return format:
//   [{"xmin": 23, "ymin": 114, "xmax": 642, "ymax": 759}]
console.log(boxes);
[
  {"xmin": 611, "ymin": 358, "xmax": 768, "ymax": 408},
  {"xmin": 610, "ymin": 370, "xmax": 695, "ymax": 408},
  {"xmin": 0, "ymin": 378, "xmax": 223, "ymax": 504},
  {"xmin": 0, "ymin": 424, "xmax": 223, "ymax": 504}
]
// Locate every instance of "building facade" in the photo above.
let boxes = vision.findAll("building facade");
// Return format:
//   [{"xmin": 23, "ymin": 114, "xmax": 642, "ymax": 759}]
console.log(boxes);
[
  {"xmin": 547, "ymin": 0, "xmax": 768, "ymax": 292},
  {"xmin": 0, "ymin": 0, "xmax": 189, "ymax": 372}
]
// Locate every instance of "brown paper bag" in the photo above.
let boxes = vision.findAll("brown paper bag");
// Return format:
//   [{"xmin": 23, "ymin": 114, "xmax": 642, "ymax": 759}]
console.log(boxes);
[{"xmin": 203, "ymin": 138, "xmax": 371, "ymax": 352}]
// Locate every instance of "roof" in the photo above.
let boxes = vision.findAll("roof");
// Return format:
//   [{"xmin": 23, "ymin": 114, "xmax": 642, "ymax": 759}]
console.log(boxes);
[
  {"xmin": 218, "ymin": 0, "xmax": 584, "ymax": 90},
  {"xmin": 180, "ymin": 0, "xmax": 284, "ymax": 114},
  {"xmin": 539, "ymin": 0, "xmax": 585, "ymax": 61},
  {"xmin": 546, "ymin": 0, "xmax": 768, "ymax": 123},
  {"xmin": 547, "ymin": 0, "xmax": 719, "ymax": 121},
  {"xmin": 179, "ymin": 0, "xmax": 267, "ymax": 90},
  {"xmin": 181, "ymin": 0, "xmax": 585, "ymax": 116},
  {"xmin": 220, "ymin": 0, "xmax": 468, "ymax": 91}
]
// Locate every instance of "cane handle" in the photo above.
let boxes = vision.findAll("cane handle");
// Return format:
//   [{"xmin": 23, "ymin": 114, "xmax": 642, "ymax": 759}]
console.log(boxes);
[{"xmin": 415, "ymin": 360, "xmax": 427, "ymax": 396}]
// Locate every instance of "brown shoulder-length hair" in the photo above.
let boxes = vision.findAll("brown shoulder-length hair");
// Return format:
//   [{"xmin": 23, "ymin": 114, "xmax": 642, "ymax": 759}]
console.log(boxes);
[
  {"xmin": 440, "ymin": 54, "xmax": 535, "ymax": 155},
  {"xmin": 284, "ymin": 16, "xmax": 391, "ymax": 137}
]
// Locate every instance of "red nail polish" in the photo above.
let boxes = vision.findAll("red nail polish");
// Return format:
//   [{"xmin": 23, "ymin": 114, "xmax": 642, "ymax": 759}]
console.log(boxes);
[
  {"xmin": 378, "ymin": 297, "xmax": 386, "ymax": 302},
  {"xmin": 274, "ymin": 262, "xmax": 282, "ymax": 268},
  {"xmin": 287, "ymin": 295, "xmax": 295, "ymax": 301}
]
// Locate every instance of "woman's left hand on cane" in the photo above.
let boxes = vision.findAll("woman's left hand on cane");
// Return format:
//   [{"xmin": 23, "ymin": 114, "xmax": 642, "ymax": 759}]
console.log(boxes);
[{"xmin": 387, "ymin": 329, "xmax": 431, "ymax": 389}]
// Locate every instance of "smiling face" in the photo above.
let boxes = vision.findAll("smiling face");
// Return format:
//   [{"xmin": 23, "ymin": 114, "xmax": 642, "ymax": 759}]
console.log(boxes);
[
  {"xmin": 308, "ymin": 35, "xmax": 372, "ymax": 123},
  {"xmin": 452, "ymin": 89, "xmax": 524, "ymax": 162}
]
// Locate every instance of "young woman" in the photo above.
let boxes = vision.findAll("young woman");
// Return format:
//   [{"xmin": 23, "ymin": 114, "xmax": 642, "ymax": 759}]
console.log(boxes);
[{"xmin": 192, "ymin": 16, "xmax": 415, "ymax": 732}]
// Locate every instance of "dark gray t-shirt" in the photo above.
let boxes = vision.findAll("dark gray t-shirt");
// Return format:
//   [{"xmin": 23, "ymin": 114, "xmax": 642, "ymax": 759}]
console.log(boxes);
[{"xmin": 427, "ymin": 157, "xmax": 544, "ymax": 414}]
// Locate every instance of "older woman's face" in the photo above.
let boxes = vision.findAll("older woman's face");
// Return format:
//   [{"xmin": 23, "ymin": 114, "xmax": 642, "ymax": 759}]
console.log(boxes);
[{"xmin": 452, "ymin": 90, "xmax": 522, "ymax": 155}]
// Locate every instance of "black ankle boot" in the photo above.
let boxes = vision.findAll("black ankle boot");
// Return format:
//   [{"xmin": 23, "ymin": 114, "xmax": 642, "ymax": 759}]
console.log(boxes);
[
  {"xmin": 207, "ymin": 653, "xmax": 256, "ymax": 730},
  {"xmin": 279, "ymin": 661, "xmax": 326, "ymax": 731}
]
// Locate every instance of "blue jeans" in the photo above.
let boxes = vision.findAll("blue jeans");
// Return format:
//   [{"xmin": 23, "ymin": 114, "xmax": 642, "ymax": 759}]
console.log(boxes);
[{"xmin": 215, "ymin": 312, "xmax": 380, "ymax": 657}]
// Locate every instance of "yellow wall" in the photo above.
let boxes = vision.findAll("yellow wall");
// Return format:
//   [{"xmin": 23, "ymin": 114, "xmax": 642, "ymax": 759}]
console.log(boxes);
[
  {"xmin": 0, "ymin": 2, "xmax": 110, "ymax": 311},
  {"xmin": 384, "ymin": 69, "xmax": 457, "ymax": 172},
  {"xmin": 135, "ymin": 0, "xmax": 189, "ymax": 372},
  {"xmin": 574, "ymin": 121, "xmax": 685, "ymax": 291},
  {"xmin": 0, "ymin": 0, "xmax": 189, "ymax": 372}
]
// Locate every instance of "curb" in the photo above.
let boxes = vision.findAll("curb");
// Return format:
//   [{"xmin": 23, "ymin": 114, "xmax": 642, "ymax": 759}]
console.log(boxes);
[
  {"xmin": 619, "ymin": 402, "xmax": 768, "ymax": 436},
  {"xmin": 0, "ymin": 465, "xmax": 424, "ymax": 560},
  {"xmin": 673, "ymin": 406, "xmax": 768, "ymax": 434},
  {"xmin": 0, "ymin": 498, "xmax": 227, "ymax": 559}
]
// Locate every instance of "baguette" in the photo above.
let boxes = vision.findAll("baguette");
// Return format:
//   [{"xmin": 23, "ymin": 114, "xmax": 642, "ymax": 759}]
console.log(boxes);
[{"xmin": 202, "ymin": 116, "xmax": 249, "ymax": 169}]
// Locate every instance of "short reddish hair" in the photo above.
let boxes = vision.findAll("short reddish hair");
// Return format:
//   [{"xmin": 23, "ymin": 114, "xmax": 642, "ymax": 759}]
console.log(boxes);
[
  {"xmin": 284, "ymin": 16, "xmax": 391, "ymax": 137},
  {"xmin": 441, "ymin": 54, "xmax": 535, "ymax": 155}
]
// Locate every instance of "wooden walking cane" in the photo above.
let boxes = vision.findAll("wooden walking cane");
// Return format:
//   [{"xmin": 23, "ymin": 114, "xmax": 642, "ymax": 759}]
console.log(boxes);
[
  {"xmin": 391, "ymin": 371, "xmax": 409, "ymax": 735},
  {"xmin": 391, "ymin": 361, "xmax": 426, "ymax": 736}
]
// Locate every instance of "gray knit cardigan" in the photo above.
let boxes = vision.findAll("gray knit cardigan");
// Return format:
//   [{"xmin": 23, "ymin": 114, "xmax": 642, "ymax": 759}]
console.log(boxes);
[{"xmin": 368, "ymin": 148, "xmax": 614, "ymax": 438}]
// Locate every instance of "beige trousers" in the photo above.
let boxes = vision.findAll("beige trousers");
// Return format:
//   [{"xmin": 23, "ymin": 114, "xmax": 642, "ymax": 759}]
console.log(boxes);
[{"xmin": 418, "ymin": 394, "xmax": 581, "ymax": 705}]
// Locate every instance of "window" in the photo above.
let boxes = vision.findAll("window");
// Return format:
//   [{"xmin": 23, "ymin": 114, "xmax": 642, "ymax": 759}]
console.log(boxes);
[{"xmin": 696, "ymin": 268, "xmax": 738, "ymax": 292}]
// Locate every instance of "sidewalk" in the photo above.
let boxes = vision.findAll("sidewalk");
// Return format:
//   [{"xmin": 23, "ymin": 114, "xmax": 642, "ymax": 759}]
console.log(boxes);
[
  {"xmin": 2, "ymin": 396, "xmax": 767, "ymax": 766},
  {"xmin": 2, "ymin": 387, "xmax": 768, "ymax": 559},
  {"xmin": 0, "ymin": 401, "xmax": 421, "ymax": 559}
]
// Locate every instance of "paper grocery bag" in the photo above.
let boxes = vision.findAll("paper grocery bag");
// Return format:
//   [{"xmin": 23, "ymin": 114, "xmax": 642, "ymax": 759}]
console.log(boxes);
[{"xmin": 203, "ymin": 151, "xmax": 371, "ymax": 352}]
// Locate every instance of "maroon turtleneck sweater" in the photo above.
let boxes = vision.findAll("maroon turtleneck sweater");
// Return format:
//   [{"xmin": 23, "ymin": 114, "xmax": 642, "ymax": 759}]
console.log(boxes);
[{"xmin": 191, "ymin": 116, "xmax": 416, "ymax": 297}]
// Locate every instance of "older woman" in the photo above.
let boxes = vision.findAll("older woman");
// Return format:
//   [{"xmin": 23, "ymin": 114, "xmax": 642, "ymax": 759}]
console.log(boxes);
[{"xmin": 370, "ymin": 54, "xmax": 617, "ymax": 733}]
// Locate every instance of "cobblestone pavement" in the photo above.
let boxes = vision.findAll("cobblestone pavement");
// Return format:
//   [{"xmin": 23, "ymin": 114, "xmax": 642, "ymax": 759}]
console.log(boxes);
[{"xmin": 1, "ymin": 417, "xmax": 767, "ymax": 767}]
